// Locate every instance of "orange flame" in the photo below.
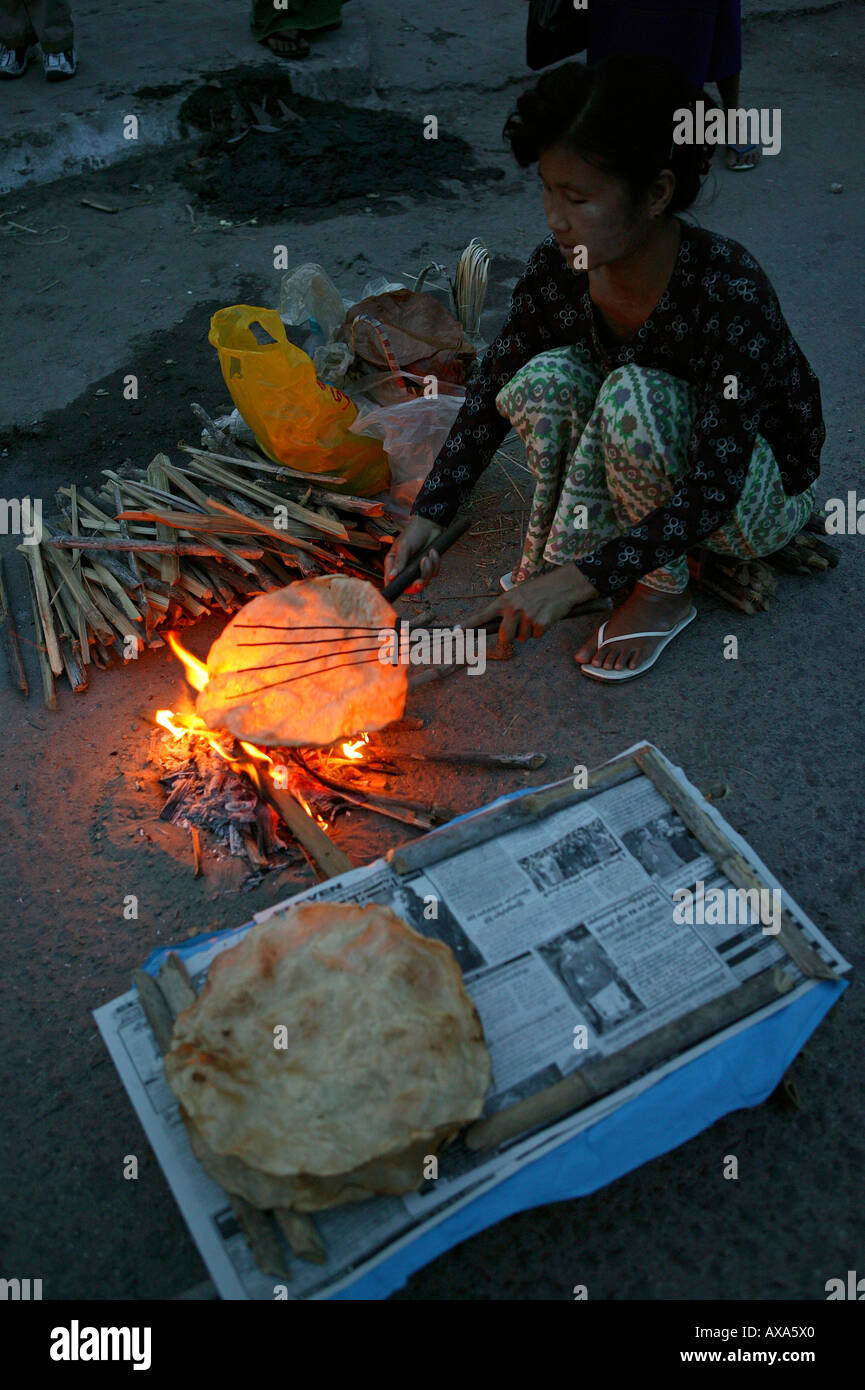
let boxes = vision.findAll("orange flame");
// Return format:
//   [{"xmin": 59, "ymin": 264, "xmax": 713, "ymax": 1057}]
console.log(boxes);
[
  {"xmin": 208, "ymin": 734, "xmax": 240, "ymax": 765},
  {"xmin": 239, "ymin": 741, "xmax": 274, "ymax": 766},
  {"xmin": 166, "ymin": 631, "xmax": 209, "ymax": 692},
  {"xmin": 294, "ymin": 786, "xmax": 329, "ymax": 831},
  {"xmin": 154, "ymin": 706, "xmax": 236, "ymax": 764},
  {"xmin": 156, "ymin": 709, "xmax": 186, "ymax": 740},
  {"xmin": 341, "ymin": 732, "xmax": 370, "ymax": 760},
  {"xmin": 155, "ymin": 633, "xmax": 337, "ymax": 834},
  {"xmin": 238, "ymin": 741, "xmax": 273, "ymax": 794}
]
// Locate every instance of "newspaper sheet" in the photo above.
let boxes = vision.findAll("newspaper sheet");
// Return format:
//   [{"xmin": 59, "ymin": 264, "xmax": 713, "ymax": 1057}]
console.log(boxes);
[{"xmin": 95, "ymin": 748, "xmax": 849, "ymax": 1300}]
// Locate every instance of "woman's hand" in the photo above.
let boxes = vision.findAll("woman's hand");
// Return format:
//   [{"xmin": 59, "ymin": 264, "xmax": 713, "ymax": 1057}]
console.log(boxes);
[
  {"xmin": 473, "ymin": 565, "xmax": 600, "ymax": 643},
  {"xmin": 383, "ymin": 515, "xmax": 445, "ymax": 593}
]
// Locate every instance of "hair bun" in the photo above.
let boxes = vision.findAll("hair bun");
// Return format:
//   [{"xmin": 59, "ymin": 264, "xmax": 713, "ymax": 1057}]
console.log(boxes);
[{"xmin": 505, "ymin": 55, "xmax": 713, "ymax": 215}]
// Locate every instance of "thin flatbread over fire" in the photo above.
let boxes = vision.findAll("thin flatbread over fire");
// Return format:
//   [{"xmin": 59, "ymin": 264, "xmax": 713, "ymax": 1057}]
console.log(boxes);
[{"xmin": 197, "ymin": 576, "xmax": 407, "ymax": 747}]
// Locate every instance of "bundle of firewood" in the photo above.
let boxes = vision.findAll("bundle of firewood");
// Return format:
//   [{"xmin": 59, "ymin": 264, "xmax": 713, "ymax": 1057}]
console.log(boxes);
[
  {"xmin": 13, "ymin": 403, "xmax": 395, "ymax": 707},
  {"xmin": 689, "ymin": 517, "xmax": 839, "ymax": 615}
]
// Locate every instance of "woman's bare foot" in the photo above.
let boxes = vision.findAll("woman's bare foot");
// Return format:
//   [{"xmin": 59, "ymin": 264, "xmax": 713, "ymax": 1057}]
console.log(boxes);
[{"xmin": 574, "ymin": 582, "xmax": 694, "ymax": 674}]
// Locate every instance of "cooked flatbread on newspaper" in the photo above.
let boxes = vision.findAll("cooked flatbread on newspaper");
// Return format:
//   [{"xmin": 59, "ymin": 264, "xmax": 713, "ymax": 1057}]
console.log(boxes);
[{"xmin": 164, "ymin": 902, "xmax": 491, "ymax": 1211}]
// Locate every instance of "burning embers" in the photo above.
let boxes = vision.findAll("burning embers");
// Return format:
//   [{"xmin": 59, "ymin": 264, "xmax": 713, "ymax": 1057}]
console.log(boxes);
[
  {"xmin": 152, "ymin": 632, "xmax": 433, "ymax": 882},
  {"xmin": 156, "ymin": 727, "xmax": 299, "ymax": 879},
  {"xmin": 156, "ymin": 630, "xmax": 369, "ymax": 809}
]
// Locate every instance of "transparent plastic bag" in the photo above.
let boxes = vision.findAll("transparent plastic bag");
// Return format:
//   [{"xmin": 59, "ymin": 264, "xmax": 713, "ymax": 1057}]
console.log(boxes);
[
  {"xmin": 348, "ymin": 372, "xmax": 465, "ymax": 519},
  {"xmin": 312, "ymin": 340, "xmax": 354, "ymax": 387},
  {"xmin": 278, "ymin": 263, "xmax": 349, "ymax": 341}
]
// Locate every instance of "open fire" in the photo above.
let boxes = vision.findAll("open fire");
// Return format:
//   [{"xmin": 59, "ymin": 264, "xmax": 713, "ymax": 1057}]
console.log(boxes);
[
  {"xmin": 156, "ymin": 631, "xmax": 370, "ymax": 780},
  {"xmin": 155, "ymin": 631, "xmax": 349, "ymax": 834},
  {"xmin": 151, "ymin": 632, "xmax": 400, "ymax": 879}
]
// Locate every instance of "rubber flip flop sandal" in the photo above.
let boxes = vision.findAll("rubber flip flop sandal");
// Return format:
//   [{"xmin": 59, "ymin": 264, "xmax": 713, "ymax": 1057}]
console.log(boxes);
[
  {"xmin": 580, "ymin": 606, "xmax": 697, "ymax": 683},
  {"xmin": 726, "ymin": 143, "xmax": 760, "ymax": 171},
  {"xmin": 265, "ymin": 32, "xmax": 310, "ymax": 58}
]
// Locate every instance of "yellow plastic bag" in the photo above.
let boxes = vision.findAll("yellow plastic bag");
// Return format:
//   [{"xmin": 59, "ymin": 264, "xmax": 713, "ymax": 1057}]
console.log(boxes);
[{"xmin": 208, "ymin": 305, "xmax": 390, "ymax": 496}]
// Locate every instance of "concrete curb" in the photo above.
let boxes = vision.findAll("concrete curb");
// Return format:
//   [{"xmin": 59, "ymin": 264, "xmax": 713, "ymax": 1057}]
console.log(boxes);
[
  {"xmin": 745, "ymin": 0, "xmax": 858, "ymax": 16},
  {"xmin": 1, "ymin": 0, "xmax": 856, "ymax": 195},
  {"xmin": 0, "ymin": 2, "xmax": 373, "ymax": 196}
]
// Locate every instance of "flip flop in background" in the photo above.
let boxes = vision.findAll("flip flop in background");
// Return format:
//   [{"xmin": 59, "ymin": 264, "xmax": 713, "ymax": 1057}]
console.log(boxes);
[
  {"xmin": 726, "ymin": 143, "xmax": 760, "ymax": 171},
  {"xmin": 580, "ymin": 606, "xmax": 697, "ymax": 683},
  {"xmin": 264, "ymin": 32, "xmax": 311, "ymax": 58}
]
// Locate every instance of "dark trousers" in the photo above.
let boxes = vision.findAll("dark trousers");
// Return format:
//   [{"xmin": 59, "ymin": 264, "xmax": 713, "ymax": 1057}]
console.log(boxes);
[{"xmin": 0, "ymin": 0, "xmax": 74, "ymax": 52}]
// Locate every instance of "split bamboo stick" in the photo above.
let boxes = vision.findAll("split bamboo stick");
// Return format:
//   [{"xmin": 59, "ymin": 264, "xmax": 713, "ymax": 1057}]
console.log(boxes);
[
  {"xmin": 47, "ymin": 572, "xmax": 88, "ymax": 692},
  {"xmin": 43, "ymin": 541, "xmax": 116, "ymax": 646},
  {"xmin": 23, "ymin": 560, "xmax": 56, "ymax": 707},
  {"xmin": 45, "ymin": 537, "xmax": 267, "ymax": 559},
  {"xmin": 180, "ymin": 441, "xmax": 343, "ymax": 485},
  {"xmin": 84, "ymin": 581, "xmax": 141, "ymax": 644},
  {"xmin": 0, "ymin": 553, "xmax": 28, "ymax": 695},
  {"xmin": 84, "ymin": 563, "xmax": 145, "ymax": 623},
  {"xmin": 113, "ymin": 481, "xmax": 141, "ymax": 589},
  {"xmin": 180, "ymin": 453, "xmax": 348, "ymax": 539},
  {"xmin": 204, "ymin": 497, "xmax": 335, "ymax": 562},
  {"xmin": 20, "ymin": 544, "xmax": 63, "ymax": 675},
  {"xmin": 147, "ymin": 454, "xmax": 180, "ymax": 585},
  {"xmin": 257, "ymin": 770, "xmax": 353, "ymax": 879}
]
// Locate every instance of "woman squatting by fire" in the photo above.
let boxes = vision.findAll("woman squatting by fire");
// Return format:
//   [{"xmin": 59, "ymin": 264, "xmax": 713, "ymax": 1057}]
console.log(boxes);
[{"xmin": 384, "ymin": 56, "xmax": 824, "ymax": 682}]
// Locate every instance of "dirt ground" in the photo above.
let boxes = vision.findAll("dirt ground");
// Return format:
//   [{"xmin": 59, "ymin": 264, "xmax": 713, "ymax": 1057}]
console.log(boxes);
[
  {"xmin": 174, "ymin": 70, "xmax": 504, "ymax": 218},
  {"xmin": 0, "ymin": 261, "xmax": 567, "ymax": 1300},
  {"xmin": 0, "ymin": 0, "xmax": 863, "ymax": 1303}
]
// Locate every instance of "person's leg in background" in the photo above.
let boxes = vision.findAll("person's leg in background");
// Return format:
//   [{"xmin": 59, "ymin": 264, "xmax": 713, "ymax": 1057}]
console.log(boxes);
[
  {"xmin": 587, "ymin": 1, "xmax": 719, "ymax": 89},
  {"xmin": 0, "ymin": 0, "xmax": 38, "ymax": 76},
  {"xmin": 585, "ymin": 2, "xmax": 753, "ymax": 171},
  {"xmin": 708, "ymin": 2, "xmax": 755, "ymax": 170},
  {"xmin": 250, "ymin": 0, "xmax": 344, "ymax": 60},
  {"xmin": 0, "ymin": 0, "xmax": 76, "ymax": 79}
]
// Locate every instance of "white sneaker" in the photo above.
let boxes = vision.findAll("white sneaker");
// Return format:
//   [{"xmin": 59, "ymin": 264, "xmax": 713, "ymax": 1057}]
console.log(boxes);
[
  {"xmin": 0, "ymin": 43, "xmax": 37, "ymax": 78},
  {"xmin": 43, "ymin": 48, "xmax": 77, "ymax": 80}
]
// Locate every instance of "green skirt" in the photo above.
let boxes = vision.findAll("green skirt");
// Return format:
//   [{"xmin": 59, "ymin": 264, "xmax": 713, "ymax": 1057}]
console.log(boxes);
[
  {"xmin": 496, "ymin": 347, "xmax": 817, "ymax": 594},
  {"xmin": 251, "ymin": 0, "xmax": 343, "ymax": 41}
]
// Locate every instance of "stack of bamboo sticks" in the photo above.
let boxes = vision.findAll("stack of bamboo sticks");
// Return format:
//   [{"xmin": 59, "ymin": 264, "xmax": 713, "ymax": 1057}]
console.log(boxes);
[{"xmin": 15, "ymin": 404, "xmax": 395, "ymax": 707}]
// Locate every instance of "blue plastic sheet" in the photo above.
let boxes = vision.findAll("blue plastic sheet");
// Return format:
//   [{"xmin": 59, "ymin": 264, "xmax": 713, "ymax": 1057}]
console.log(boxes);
[{"xmin": 335, "ymin": 978, "xmax": 845, "ymax": 1299}]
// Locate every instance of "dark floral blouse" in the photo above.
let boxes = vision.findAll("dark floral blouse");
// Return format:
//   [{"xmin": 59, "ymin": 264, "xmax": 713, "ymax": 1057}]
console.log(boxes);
[{"xmin": 412, "ymin": 221, "xmax": 825, "ymax": 595}]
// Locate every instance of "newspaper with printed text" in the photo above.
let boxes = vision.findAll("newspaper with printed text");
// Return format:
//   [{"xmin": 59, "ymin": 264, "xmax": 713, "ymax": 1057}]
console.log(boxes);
[{"xmin": 95, "ymin": 750, "xmax": 849, "ymax": 1299}]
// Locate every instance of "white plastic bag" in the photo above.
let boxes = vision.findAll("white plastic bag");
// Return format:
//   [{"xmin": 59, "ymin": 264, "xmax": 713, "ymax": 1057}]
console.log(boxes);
[{"xmin": 360, "ymin": 276, "xmax": 408, "ymax": 298}]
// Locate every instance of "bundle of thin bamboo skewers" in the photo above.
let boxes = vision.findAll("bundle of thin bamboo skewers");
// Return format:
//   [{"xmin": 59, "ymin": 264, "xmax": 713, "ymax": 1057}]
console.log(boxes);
[
  {"xmin": 452, "ymin": 238, "xmax": 490, "ymax": 339},
  {"xmin": 16, "ymin": 403, "xmax": 396, "ymax": 707}
]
